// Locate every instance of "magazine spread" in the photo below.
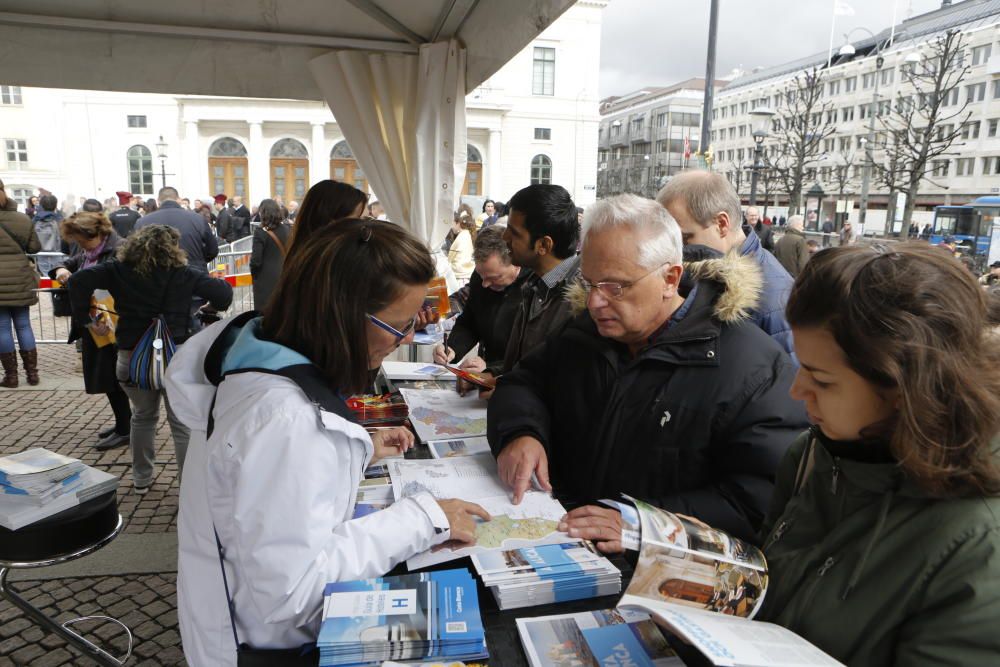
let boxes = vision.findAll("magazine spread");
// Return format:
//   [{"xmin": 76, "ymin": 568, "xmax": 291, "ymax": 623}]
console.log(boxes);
[{"xmin": 617, "ymin": 498, "xmax": 844, "ymax": 667}]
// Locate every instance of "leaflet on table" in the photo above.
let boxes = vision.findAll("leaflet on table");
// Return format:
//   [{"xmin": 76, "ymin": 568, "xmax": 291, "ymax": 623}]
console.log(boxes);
[
  {"xmin": 0, "ymin": 467, "xmax": 119, "ymax": 530},
  {"xmin": 397, "ymin": 388, "xmax": 487, "ymax": 443},
  {"xmin": 614, "ymin": 497, "xmax": 844, "ymax": 667},
  {"xmin": 317, "ymin": 568, "xmax": 487, "ymax": 665},
  {"xmin": 0, "ymin": 448, "xmax": 86, "ymax": 491},
  {"xmin": 0, "ymin": 470, "xmax": 84, "ymax": 505},
  {"xmin": 387, "ymin": 454, "xmax": 574, "ymax": 570},
  {"xmin": 517, "ymin": 608, "xmax": 683, "ymax": 667},
  {"xmin": 382, "ymin": 361, "xmax": 456, "ymax": 382},
  {"xmin": 427, "ymin": 437, "xmax": 491, "ymax": 459},
  {"xmin": 438, "ymin": 365, "xmax": 496, "ymax": 390}
]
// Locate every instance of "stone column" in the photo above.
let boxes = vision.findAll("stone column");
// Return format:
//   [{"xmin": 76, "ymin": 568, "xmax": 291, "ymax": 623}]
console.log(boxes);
[
  {"xmin": 488, "ymin": 129, "xmax": 502, "ymax": 199},
  {"xmin": 183, "ymin": 120, "xmax": 200, "ymax": 198},
  {"xmin": 310, "ymin": 122, "xmax": 326, "ymax": 188}
]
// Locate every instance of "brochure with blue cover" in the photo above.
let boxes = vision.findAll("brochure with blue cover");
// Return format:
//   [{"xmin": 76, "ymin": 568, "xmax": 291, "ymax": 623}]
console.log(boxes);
[{"xmin": 317, "ymin": 568, "xmax": 487, "ymax": 667}]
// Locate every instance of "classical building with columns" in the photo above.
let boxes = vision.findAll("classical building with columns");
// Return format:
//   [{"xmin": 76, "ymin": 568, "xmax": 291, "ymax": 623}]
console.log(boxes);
[{"xmin": 0, "ymin": 1, "xmax": 604, "ymax": 212}]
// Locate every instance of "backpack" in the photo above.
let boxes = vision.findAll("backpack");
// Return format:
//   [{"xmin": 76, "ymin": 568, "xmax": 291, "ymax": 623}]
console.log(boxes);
[{"xmin": 34, "ymin": 214, "xmax": 61, "ymax": 252}]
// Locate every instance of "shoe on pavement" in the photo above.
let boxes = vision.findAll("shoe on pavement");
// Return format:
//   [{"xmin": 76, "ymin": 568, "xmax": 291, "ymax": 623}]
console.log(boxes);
[
  {"xmin": 134, "ymin": 483, "xmax": 150, "ymax": 495},
  {"xmin": 98, "ymin": 426, "xmax": 116, "ymax": 439},
  {"xmin": 94, "ymin": 432, "xmax": 130, "ymax": 451}
]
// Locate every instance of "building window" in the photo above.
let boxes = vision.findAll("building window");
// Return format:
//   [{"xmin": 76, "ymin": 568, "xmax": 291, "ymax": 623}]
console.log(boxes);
[
  {"xmin": 879, "ymin": 68, "xmax": 894, "ymax": 86},
  {"xmin": 961, "ymin": 121, "xmax": 981, "ymax": 140},
  {"xmin": 845, "ymin": 77, "xmax": 857, "ymax": 93},
  {"xmin": 994, "ymin": 80, "xmax": 1000, "ymax": 99},
  {"xmin": 127, "ymin": 115, "xmax": 147, "ymax": 128},
  {"xmin": 942, "ymin": 88, "xmax": 960, "ymax": 106},
  {"xmin": 530, "ymin": 154, "xmax": 552, "ymax": 185},
  {"xmin": 532, "ymin": 47, "xmax": 555, "ymax": 96},
  {"xmin": 839, "ymin": 136, "xmax": 851, "ymax": 151},
  {"xmin": 739, "ymin": 102, "xmax": 747, "ymax": 114},
  {"xmin": 972, "ymin": 44, "xmax": 992, "ymax": 66},
  {"xmin": 828, "ymin": 80, "xmax": 841, "ymax": 95},
  {"xmin": 4, "ymin": 139, "xmax": 28, "ymax": 169},
  {"xmin": 966, "ymin": 83, "xmax": 986, "ymax": 104},
  {"xmin": 8, "ymin": 186, "xmax": 33, "ymax": 210},
  {"xmin": 862, "ymin": 72, "xmax": 876, "ymax": 89},
  {"xmin": 630, "ymin": 117, "xmax": 644, "ymax": 134},
  {"xmin": 656, "ymin": 113, "xmax": 667, "ymax": 127},
  {"xmin": 989, "ymin": 118, "xmax": 998, "ymax": 137},
  {"xmin": 841, "ymin": 106, "xmax": 854, "ymax": 122},
  {"xmin": 674, "ymin": 112, "xmax": 700, "ymax": 127},
  {"xmin": 0, "ymin": 86, "xmax": 22, "ymax": 105},
  {"xmin": 739, "ymin": 125, "xmax": 747, "ymax": 138},
  {"xmin": 126, "ymin": 145, "xmax": 154, "ymax": 195},
  {"xmin": 932, "ymin": 160, "xmax": 950, "ymax": 177},
  {"xmin": 534, "ymin": 127, "xmax": 551, "ymax": 141},
  {"xmin": 824, "ymin": 138, "xmax": 835, "ymax": 152},
  {"xmin": 955, "ymin": 157, "xmax": 975, "ymax": 176},
  {"xmin": 983, "ymin": 156, "xmax": 1000, "ymax": 175}
]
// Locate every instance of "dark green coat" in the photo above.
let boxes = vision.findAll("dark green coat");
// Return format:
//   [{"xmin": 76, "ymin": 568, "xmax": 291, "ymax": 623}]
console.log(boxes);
[
  {"xmin": 0, "ymin": 206, "xmax": 41, "ymax": 307},
  {"xmin": 757, "ymin": 430, "xmax": 1000, "ymax": 666}
]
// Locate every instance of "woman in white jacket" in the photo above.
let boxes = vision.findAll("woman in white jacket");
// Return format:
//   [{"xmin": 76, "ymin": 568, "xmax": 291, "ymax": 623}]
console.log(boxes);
[
  {"xmin": 166, "ymin": 219, "xmax": 489, "ymax": 666},
  {"xmin": 447, "ymin": 207, "xmax": 477, "ymax": 286}
]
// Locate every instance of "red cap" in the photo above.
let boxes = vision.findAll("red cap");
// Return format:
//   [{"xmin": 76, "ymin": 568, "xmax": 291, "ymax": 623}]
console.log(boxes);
[
  {"xmin": 214, "ymin": 194, "xmax": 227, "ymax": 205},
  {"xmin": 116, "ymin": 191, "xmax": 132, "ymax": 205}
]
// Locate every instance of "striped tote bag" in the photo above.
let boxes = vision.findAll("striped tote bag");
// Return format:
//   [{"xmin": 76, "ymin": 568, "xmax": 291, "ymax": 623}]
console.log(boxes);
[{"xmin": 127, "ymin": 315, "xmax": 177, "ymax": 391}]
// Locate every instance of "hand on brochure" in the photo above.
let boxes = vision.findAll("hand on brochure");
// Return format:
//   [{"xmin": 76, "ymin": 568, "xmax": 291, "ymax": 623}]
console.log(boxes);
[
  {"xmin": 497, "ymin": 435, "xmax": 552, "ymax": 504},
  {"xmin": 370, "ymin": 427, "xmax": 415, "ymax": 462},
  {"xmin": 434, "ymin": 498, "xmax": 492, "ymax": 550},
  {"xmin": 432, "ymin": 344, "xmax": 455, "ymax": 365},
  {"xmin": 558, "ymin": 505, "xmax": 625, "ymax": 554}
]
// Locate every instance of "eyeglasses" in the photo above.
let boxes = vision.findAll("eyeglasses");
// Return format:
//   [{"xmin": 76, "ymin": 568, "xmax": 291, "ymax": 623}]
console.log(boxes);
[
  {"xmin": 580, "ymin": 263, "xmax": 668, "ymax": 299},
  {"xmin": 367, "ymin": 312, "xmax": 417, "ymax": 341}
]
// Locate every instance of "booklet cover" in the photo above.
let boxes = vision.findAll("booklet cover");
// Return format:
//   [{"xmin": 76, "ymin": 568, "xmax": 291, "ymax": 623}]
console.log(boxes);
[
  {"xmin": 382, "ymin": 361, "xmax": 456, "ymax": 382},
  {"xmin": 427, "ymin": 437, "xmax": 491, "ymax": 459},
  {"xmin": 317, "ymin": 568, "xmax": 487, "ymax": 666},
  {"xmin": 615, "ymin": 498, "xmax": 844, "ymax": 667},
  {"xmin": 517, "ymin": 609, "xmax": 683, "ymax": 667},
  {"xmin": 0, "ymin": 448, "xmax": 85, "ymax": 490}
]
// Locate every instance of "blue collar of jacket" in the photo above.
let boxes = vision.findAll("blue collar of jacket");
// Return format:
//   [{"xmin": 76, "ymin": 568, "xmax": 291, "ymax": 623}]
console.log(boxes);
[
  {"xmin": 203, "ymin": 312, "xmax": 355, "ymax": 423},
  {"xmin": 160, "ymin": 200, "xmax": 182, "ymax": 210},
  {"xmin": 740, "ymin": 225, "xmax": 763, "ymax": 258}
]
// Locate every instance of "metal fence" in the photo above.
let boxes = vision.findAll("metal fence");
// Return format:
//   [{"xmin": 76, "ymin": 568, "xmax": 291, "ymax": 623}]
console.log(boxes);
[{"xmin": 27, "ymin": 240, "xmax": 256, "ymax": 344}]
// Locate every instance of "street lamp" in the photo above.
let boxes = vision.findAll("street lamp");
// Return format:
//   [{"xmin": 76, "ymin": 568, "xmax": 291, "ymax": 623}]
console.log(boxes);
[
  {"xmin": 748, "ymin": 107, "xmax": 775, "ymax": 207},
  {"xmin": 155, "ymin": 135, "xmax": 168, "ymax": 189},
  {"xmin": 838, "ymin": 29, "xmax": 921, "ymax": 236}
]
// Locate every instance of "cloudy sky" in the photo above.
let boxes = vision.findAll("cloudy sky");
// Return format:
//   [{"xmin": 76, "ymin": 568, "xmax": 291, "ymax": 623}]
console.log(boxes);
[{"xmin": 599, "ymin": 0, "xmax": 944, "ymax": 99}]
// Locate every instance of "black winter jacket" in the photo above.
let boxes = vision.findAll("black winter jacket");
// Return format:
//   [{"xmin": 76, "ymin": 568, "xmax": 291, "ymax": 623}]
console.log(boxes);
[
  {"xmin": 136, "ymin": 201, "xmax": 219, "ymax": 272},
  {"xmin": 448, "ymin": 267, "xmax": 531, "ymax": 368},
  {"xmin": 67, "ymin": 260, "xmax": 233, "ymax": 350},
  {"xmin": 488, "ymin": 254, "xmax": 807, "ymax": 542}
]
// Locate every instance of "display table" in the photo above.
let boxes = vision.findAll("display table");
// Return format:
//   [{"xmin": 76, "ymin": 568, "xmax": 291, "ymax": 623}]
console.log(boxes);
[{"xmin": 0, "ymin": 491, "xmax": 133, "ymax": 666}]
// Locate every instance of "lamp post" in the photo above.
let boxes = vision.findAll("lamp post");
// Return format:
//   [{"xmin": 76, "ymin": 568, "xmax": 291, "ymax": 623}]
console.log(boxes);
[
  {"xmin": 839, "ymin": 30, "xmax": 921, "ymax": 236},
  {"xmin": 748, "ymin": 107, "xmax": 775, "ymax": 207},
  {"xmin": 155, "ymin": 135, "xmax": 168, "ymax": 189}
]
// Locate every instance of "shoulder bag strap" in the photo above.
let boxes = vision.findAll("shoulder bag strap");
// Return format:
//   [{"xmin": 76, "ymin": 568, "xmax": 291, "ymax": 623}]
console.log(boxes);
[
  {"xmin": 0, "ymin": 220, "xmax": 28, "ymax": 252},
  {"xmin": 265, "ymin": 228, "xmax": 287, "ymax": 257},
  {"xmin": 213, "ymin": 525, "xmax": 245, "ymax": 652}
]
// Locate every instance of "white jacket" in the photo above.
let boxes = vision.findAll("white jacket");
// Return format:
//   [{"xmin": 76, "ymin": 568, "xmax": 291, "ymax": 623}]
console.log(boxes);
[{"xmin": 166, "ymin": 315, "xmax": 450, "ymax": 667}]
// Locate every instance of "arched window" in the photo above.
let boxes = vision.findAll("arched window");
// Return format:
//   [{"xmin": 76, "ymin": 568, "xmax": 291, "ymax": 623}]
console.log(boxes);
[
  {"xmin": 127, "ymin": 145, "xmax": 154, "ymax": 196},
  {"xmin": 329, "ymin": 140, "xmax": 368, "ymax": 192},
  {"xmin": 463, "ymin": 144, "xmax": 483, "ymax": 196},
  {"xmin": 530, "ymin": 154, "xmax": 552, "ymax": 186},
  {"xmin": 270, "ymin": 138, "xmax": 309, "ymax": 199},
  {"xmin": 207, "ymin": 137, "xmax": 248, "ymax": 199}
]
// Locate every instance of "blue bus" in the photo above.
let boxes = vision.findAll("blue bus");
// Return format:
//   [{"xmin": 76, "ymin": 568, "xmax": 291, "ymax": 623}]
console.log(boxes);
[{"xmin": 932, "ymin": 196, "xmax": 1000, "ymax": 261}]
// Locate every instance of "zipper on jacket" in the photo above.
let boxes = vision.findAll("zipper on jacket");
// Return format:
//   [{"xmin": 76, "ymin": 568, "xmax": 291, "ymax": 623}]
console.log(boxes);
[
  {"xmin": 831, "ymin": 460, "xmax": 840, "ymax": 495},
  {"xmin": 765, "ymin": 519, "xmax": 790, "ymax": 550},
  {"xmin": 788, "ymin": 556, "xmax": 838, "ymax": 634}
]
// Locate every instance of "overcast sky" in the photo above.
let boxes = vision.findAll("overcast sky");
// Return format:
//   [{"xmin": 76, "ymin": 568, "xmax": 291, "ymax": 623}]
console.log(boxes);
[{"xmin": 598, "ymin": 0, "xmax": 944, "ymax": 99}]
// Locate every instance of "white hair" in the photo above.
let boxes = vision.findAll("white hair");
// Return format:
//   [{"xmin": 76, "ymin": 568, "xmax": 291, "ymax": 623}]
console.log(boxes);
[
  {"xmin": 787, "ymin": 214, "xmax": 804, "ymax": 231},
  {"xmin": 582, "ymin": 194, "xmax": 683, "ymax": 269}
]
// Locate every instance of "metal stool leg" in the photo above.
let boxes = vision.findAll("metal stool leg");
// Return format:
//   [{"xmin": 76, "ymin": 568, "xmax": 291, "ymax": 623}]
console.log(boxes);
[{"xmin": 0, "ymin": 567, "xmax": 133, "ymax": 666}]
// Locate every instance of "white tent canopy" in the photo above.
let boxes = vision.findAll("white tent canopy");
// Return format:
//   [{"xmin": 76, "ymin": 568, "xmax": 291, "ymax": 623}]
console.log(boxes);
[{"xmin": 0, "ymin": 0, "xmax": 576, "ymax": 244}]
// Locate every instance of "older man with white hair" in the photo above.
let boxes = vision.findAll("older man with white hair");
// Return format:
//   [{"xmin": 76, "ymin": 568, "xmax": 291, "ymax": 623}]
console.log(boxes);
[
  {"xmin": 773, "ymin": 214, "xmax": 810, "ymax": 277},
  {"xmin": 487, "ymin": 194, "xmax": 806, "ymax": 544}
]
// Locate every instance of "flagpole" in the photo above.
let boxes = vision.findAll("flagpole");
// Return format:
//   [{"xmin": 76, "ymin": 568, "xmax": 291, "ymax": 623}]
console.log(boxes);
[{"xmin": 827, "ymin": 0, "xmax": 838, "ymax": 68}]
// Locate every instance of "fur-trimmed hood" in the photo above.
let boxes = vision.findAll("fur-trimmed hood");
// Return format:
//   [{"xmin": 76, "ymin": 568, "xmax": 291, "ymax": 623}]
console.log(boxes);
[{"xmin": 565, "ymin": 251, "xmax": 763, "ymax": 324}]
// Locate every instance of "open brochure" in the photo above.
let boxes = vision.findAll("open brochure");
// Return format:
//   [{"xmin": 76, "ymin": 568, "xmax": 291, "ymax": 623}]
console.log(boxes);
[{"xmin": 616, "ymin": 498, "xmax": 844, "ymax": 667}]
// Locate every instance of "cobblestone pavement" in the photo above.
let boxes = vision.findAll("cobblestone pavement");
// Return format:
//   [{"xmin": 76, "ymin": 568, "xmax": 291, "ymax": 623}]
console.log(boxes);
[{"xmin": 1, "ymin": 336, "xmax": 186, "ymax": 665}]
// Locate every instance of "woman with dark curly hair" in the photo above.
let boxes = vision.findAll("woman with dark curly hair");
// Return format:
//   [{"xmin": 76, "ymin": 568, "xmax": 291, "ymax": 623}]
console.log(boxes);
[
  {"xmin": 67, "ymin": 224, "xmax": 232, "ymax": 494},
  {"xmin": 52, "ymin": 211, "xmax": 127, "ymax": 447}
]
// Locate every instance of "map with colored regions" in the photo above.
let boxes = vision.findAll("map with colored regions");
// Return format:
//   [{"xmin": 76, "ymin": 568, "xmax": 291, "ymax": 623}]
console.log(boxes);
[
  {"xmin": 398, "ymin": 388, "xmax": 489, "ymax": 442},
  {"xmin": 474, "ymin": 515, "xmax": 562, "ymax": 550}
]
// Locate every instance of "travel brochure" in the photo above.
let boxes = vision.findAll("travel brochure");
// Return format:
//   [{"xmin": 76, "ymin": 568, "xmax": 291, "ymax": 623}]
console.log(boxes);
[
  {"xmin": 397, "ymin": 388, "xmax": 488, "ymax": 443},
  {"xmin": 317, "ymin": 568, "xmax": 487, "ymax": 666},
  {"xmin": 614, "ymin": 498, "xmax": 844, "ymax": 667},
  {"xmin": 381, "ymin": 361, "xmax": 456, "ymax": 382},
  {"xmin": 387, "ymin": 453, "xmax": 575, "ymax": 570}
]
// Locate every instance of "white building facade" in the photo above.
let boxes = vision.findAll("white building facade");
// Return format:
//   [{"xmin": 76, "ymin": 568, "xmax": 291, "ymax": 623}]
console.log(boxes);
[
  {"xmin": 708, "ymin": 0, "xmax": 1000, "ymax": 232},
  {"xmin": 0, "ymin": 1, "xmax": 604, "ymax": 214}
]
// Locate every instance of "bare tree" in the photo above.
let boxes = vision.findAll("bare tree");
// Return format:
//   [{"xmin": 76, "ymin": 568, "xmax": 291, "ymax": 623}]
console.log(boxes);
[
  {"xmin": 822, "ymin": 151, "xmax": 857, "ymax": 228},
  {"xmin": 767, "ymin": 66, "xmax": 837, "ymax": 215},
  {"xmin": 880, "ymin": 29, "xmax": 971, "ymax": 227},
  {"xmin": 869, "ymin": 125, "xmax": 912, "ymax": 234}
]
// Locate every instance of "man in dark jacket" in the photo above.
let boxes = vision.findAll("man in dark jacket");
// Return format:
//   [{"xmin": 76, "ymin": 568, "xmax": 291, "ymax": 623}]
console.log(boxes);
[
  {"xmin": 489, "ymin": 195, "xmax": 806, "ymax": 543},
  {"xmin": 657, "ymin": 170, "xmax": 795, "ymax": 359},
  {"xmin": 746, "ymin": 206, "xmax": 774, "ymax": 252},
  {"xmin": 109, "ymin": 190, "xmax": 140, "ymax": 239},
  {"xmin": 497, "ymin": 184, "xmax": 581, "ymax": 376},
  {"xmin": 773, "ymin": 214, "xmax": 810, "ymax": 277},
  {"xmin": 433, "ymin": 226, "xmax": 531, "ymax": 373},
  {"xmin": 136, "ymin": 187, "xmax": 218, "ymax": 273}
]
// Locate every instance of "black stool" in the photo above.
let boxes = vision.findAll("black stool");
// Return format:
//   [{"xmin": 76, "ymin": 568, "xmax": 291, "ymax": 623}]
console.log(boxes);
[{"xmin": 0, "ymin": 490, "xmax": 133, "ymax": 666}]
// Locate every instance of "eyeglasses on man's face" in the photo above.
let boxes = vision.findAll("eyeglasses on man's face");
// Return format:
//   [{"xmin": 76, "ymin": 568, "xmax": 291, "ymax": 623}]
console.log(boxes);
[
  {"xmin": 366, "ymin": 312, "xmax": 418, "ymax": 341},
  {"xmin": 579, "ymin": 263, "xmax": 668, "ymax": 300}
]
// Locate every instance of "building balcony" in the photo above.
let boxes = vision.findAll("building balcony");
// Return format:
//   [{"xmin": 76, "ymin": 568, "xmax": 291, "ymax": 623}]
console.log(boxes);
[
  {"xmin": 629, "ymin": 125, "xmax": 651, "ymax": 143},
  {"xmin": 598, "ymin": 131, "xmax": 610, "ymax": 150},
  {"xmin": 987, "ymin": 55, "xmax": 1000, "ymax": 75},
  {"xmin": 610, "ymin": 132, "xmax": 628, "ymax": 147}
]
